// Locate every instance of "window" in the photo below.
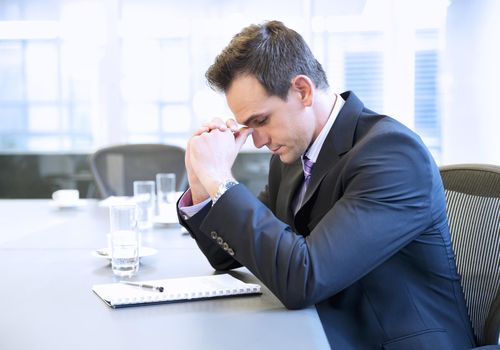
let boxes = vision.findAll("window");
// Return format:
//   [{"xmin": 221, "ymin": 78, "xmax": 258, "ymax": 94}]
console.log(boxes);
[
  {"xmin": 0, "ymin": 38, "xmax": 95, "ymax": 151},
  {"xmin": 0, "ymin": 0, "xmax": 448, "ymax": 157},
  {"xmin": 121, "ymin": 37, "xmax": 192, "ymax": 145},
  {"xmin": 414, "ymin": 30, "xmax": 441, "ymax": 161},
  {"xmin": 344, "ymin": 51, "xmax": 384, "ymax": 113},
  {"xmin": 311, "ymin": 1, "xmax": 447, "ymax": 160}
]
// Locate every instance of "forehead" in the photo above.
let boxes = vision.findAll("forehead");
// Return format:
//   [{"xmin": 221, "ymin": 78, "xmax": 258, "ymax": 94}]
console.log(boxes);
[{"xmin": 225, "ymin": 75, "xmax": 278, "ymax": 124}]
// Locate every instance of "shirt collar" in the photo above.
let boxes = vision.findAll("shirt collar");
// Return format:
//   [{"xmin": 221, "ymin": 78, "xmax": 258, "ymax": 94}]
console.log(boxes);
[{"xmin": 304, "ymin": 93, "xmax": 345, "ymax": 163}]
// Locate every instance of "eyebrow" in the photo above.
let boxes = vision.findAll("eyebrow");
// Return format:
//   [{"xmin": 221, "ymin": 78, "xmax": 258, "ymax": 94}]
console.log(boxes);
[{"xmin": 240, "ymin": 113, "xmax": 266, "ymax": 127}]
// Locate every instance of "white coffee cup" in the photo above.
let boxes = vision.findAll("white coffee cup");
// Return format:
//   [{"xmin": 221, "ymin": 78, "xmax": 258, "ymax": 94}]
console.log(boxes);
[{"xmin": 52, "ymin": 189, "xmax": 80, "ymax": 204}]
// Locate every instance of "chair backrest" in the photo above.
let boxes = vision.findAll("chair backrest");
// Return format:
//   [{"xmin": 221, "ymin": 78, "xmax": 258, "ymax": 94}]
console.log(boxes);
[
  {"xmin": 89, "ymin": 143, "xmax": 187, "ymax": 198},
  {"xmin": 440, "ymin": 164, "xmax": 500, "ymax": 345}
]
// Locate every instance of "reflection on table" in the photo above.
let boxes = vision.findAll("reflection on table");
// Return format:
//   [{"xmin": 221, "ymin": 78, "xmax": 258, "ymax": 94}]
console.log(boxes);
[{"xmin": 0, "ymin": 199, "xmax": 329, "ymax": 350}]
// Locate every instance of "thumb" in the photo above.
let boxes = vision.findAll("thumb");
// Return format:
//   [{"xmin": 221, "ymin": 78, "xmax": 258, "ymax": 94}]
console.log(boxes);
[{"xmin": 234, "ymin": 127, "xmax": 254, "ymax": 150}]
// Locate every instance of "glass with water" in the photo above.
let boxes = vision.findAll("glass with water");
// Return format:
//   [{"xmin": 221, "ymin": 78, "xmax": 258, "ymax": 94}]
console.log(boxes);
[
  {"xmin": 109, "ymin": 204, "xmax": 139, "ymax": 277},
  {"xmin": 133, "ymin": 180, "xmax": 155, "ymax": 230}
]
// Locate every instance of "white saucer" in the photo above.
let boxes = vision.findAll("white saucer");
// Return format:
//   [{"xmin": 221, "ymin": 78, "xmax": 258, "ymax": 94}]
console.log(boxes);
[
  {"xmin": 92, "ymin": 246, "xmax": 158, "ymax": 260},
  {"xmin": 49, "ymin": 199, "xmax": 86, "ymax": 209},
  {"xmin": 153, "ymin": 214, "xmax": 179, "ymax": 225}
]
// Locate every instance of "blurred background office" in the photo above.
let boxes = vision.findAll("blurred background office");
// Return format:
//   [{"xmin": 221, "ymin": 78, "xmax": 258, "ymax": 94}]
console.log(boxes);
[{"xmin": 0, "ymin": 0, "xmax": 499, "ymax": 198}]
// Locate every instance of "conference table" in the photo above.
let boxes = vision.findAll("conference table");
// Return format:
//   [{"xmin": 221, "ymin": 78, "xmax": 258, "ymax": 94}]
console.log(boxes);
[{"xmin": 0, "ymin": 199, "xmax": 330, "ymax": 350}]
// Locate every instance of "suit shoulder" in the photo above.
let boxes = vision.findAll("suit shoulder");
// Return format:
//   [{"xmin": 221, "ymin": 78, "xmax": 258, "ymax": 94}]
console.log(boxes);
[{"xmin": 357, "ymin": 113, "xmax": 426, "ymax": 149}]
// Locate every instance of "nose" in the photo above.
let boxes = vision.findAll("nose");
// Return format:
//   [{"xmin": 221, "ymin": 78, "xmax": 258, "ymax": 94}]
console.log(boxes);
[{"xmin": 251, "ymin": 129, "xmax": 269, "ymax": 149}]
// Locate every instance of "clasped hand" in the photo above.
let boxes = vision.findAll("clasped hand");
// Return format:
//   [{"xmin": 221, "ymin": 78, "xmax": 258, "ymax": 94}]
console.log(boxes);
[{"xmin": 186, "ymin": 118, "xmax": 253, "ymax": 204}]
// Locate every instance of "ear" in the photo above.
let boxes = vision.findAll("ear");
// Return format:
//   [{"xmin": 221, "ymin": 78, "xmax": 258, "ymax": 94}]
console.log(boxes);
[{"xmin": 291, "ymin": 75, "xmax": 314, "ymax": 107}]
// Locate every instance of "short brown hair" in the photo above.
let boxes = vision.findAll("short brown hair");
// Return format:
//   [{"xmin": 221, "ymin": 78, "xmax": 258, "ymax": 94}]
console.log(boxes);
[{"xmin": 205, "ymin": 20, "xmax": 329, "ymax": 99}]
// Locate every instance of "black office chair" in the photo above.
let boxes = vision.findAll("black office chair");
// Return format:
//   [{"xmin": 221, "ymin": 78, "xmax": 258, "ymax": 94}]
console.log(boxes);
[
  {"xmin": 89, "ymin": 143, "xmax": 188, "ymax": 198},
  {"xmin": 440, "ymin": 164, "xmax": 500, "ymax": 347}
]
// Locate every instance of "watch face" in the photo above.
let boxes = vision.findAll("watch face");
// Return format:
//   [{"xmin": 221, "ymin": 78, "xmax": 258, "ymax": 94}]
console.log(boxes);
[{"xmin": 224, "ymin": 181, "xmax": 238, "ymax": 190}]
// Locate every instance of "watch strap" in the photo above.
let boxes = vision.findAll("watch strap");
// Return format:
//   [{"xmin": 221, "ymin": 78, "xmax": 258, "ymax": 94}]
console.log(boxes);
[{"xmin": 212, "ymin": 179, "xmax": 239, "ymax": 205}]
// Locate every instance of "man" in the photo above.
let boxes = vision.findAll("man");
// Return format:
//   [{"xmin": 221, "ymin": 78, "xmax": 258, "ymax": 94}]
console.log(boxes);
[{"xmin": 178, "ymin": 20, "xmax": 475, "ymax": 349}]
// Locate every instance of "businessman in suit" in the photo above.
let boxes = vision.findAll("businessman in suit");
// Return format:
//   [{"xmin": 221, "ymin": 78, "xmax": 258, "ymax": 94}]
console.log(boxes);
[{"xmin": 178, "ymin": 21, "xmax": 476, "ymax": 349}]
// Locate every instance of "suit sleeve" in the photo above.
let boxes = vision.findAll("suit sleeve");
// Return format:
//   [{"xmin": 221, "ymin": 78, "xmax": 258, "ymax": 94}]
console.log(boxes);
[
  {"xmin": 177, "ymin": 195, "xmax": 243, "ymax": 270},
  {"xmin": 196, "ymin": 131, "xmax": 436, "ymax": 309},
  {"xmin": 177, "ymin": 155, "xmax": 276, "ymax": 271}
]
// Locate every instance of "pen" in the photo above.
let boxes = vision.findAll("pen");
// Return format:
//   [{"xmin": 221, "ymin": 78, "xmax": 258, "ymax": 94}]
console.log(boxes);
[{"xmin": 120, "ymin": 281, "xmax": 164, "ymax": 293}]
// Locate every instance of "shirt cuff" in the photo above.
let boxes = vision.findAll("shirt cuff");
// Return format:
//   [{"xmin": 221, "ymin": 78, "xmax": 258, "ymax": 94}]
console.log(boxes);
[{"xmin": 178, "ymin": 189, "xmax": 211, "ymax": 220}]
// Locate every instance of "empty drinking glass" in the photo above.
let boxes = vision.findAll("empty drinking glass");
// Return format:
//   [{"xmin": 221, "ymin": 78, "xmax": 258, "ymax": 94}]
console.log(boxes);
[
  {"xmin": 156, "ymin": 173, "xmax": 176, "ymax": 217},
  {"xmin": 133, "ymin": 180, "xmax": 155, "ymax": 230}
]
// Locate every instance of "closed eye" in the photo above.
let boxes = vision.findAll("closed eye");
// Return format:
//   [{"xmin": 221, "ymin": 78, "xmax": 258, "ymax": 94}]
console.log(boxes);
[
  {"xmin": 241, "ymin": 113, "xmax": 270, "ymax": 128},
  {"xmin": 253, "ymin": 116, "xmax": 268, "ymax": 127}
]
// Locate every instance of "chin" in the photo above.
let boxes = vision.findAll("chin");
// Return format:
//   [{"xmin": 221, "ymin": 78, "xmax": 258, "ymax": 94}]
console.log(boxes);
[{"xmin": 279, "ymin": 152, "xmax": 300, "ymax": 164}]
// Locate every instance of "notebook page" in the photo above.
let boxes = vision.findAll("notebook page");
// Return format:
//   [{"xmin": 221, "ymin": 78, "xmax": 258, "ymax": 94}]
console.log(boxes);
[{"xmin": 92, "ymin": 274, "xmax": 261, "ymax": 307}]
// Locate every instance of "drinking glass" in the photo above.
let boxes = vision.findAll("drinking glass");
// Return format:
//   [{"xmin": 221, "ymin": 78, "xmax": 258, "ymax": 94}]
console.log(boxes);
[
  {"xmin": 156, "ymin": 173, "xmax": 176, "ymax": 217},
  {"xmin": 109, "ymin": 204, "xmax": 139, "ymax": 277},
  {"xmin": 133, "ymin": 180, "xmax": 155, "ymax": 230}
]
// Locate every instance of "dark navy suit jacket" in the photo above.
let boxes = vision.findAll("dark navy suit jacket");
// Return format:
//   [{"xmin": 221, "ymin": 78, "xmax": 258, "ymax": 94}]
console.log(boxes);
[{"xmin": 179, "ymin": 91, "xmax": 476, "ymax": 349}]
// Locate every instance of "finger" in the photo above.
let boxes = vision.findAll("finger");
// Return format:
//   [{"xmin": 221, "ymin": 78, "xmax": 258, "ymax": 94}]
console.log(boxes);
[
  {"xmin": 192, "ymin": 126, "xmax": 210, "ymax": 136},
  {"xmin": 233, "ymin": 126, "xmax": 252, "ymax": 138},
  {"xmin": 185, "ymin": 139, "xmax": 194, "ymax": 172},
  {"xmin": 186, "ymin": 138, "xmax": 197, "ymax": 165},
  {"xmin": 202, "ymin": 117, "xmax": 227, "ymax": 131},
  {"xmin": 234, "ymin": 127, "xmax": 254, "ymax": 149},
  {"xmin": 226, "ymin": 119, "xmax": 240, "ymax": 132}
]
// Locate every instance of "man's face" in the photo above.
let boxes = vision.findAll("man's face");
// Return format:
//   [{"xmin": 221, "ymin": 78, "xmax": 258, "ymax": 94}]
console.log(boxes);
[{"xmin": 226, "ymin": 75, "xmax": 314, "ymax": 164}]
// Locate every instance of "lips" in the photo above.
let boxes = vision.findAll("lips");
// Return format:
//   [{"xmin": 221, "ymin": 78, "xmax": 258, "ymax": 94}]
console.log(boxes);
[{"xmin": 270, "ymin": 146, "xmax": 282, "ymax": 154}]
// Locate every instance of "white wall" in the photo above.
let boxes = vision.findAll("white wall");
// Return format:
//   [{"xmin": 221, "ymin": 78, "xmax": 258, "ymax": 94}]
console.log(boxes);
[{"xmin": 442, "ymin": 0, "xmax": 500, "ymax": 165}]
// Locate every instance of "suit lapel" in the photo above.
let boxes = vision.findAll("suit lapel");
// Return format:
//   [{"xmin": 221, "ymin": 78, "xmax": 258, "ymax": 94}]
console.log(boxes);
[
  {"xmin": 276, "ymin": 159, "xmax": 303, "ymax": 227},
  {"xmin": 295, "ymin": 91, "xmax": 364, "ymax": 218}
]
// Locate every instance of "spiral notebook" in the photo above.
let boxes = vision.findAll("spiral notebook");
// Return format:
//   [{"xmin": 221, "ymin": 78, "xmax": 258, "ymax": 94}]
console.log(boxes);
[{"xmin": 92, "ymin": 274, "xmax": 262, "ymax": 308}]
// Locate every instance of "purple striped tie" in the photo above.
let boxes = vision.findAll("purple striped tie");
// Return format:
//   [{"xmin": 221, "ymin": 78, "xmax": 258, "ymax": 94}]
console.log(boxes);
[
  {"xmin": 294, "ymin": 156, "xmax": 315, "ymax": 213},
  {"xmin": 303, "ymin": 156, "xmax": 314, "ymax": 183}
]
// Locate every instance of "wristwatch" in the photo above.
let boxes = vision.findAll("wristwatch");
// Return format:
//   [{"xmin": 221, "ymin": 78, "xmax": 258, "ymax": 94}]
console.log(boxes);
[{"xmin": 212, "ymin": 179, "xmax": 239, "ymax": 205}]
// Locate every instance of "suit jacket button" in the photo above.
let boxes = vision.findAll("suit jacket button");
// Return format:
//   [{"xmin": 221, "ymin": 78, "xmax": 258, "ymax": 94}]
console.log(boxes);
[
  {"xmin": 216, "ymin": 237, "xmax": 224, "ymax": 245},
  {"xmin": 210, "ymin": 231, "xmax": 217, "ymax": 239},
  {"xmin": 222, "ymin": 242, "xmax": 229, "ymax": 251},
  {"xmin": 227, "ymin": 248, "xmax": 235, "ymax": 256}
]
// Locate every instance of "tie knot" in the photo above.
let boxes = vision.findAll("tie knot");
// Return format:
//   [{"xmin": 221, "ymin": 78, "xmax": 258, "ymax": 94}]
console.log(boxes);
[{"xmin": 303, "ymin": 156, "xmax": 314, "ymax": 178}]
